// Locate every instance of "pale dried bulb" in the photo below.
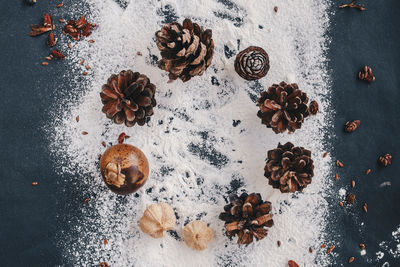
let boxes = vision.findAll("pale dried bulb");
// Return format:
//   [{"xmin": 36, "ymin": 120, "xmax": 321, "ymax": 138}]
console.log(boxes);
[
  {"xmin": 139, "ymin": 203, "xmax": 175, "ymax": 238},
  {"xmin": 183, "ymin": 220, "xmax": 213, "ymax": 251}
]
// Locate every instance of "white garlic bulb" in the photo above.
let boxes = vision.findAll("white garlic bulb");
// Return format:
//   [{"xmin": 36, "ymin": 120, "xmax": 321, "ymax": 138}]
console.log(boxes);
[
  {"xmin": 183, "ymin": 220, "xmax": 213, "ymax": 251},
  {"xmin": 139, "ymin": 203, "xmax": 176, "ymax": 238}
]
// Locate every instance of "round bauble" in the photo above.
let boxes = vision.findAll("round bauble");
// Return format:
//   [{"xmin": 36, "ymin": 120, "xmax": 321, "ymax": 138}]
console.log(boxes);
[{"xmin": 100, "ymin": 144, "xmax": 149, "ymax": 195}]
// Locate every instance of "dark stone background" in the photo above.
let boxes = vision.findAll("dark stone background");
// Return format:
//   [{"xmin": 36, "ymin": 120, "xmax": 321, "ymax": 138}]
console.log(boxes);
[{"xmin": 0, "ymin": 0, "xmax": 399, "ymax": 266}]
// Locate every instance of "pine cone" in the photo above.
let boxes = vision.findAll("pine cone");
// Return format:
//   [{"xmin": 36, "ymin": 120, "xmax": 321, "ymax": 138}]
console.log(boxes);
[
  {"xmin": 234, "ymin": 46, "xmax": 270, "ymax": 80},
  {"xmin": 264, "ymin": 142, "xmax": 314, "ymax": 193},
  {"xmin": 100, "ymin": 70, "xmax": 157, "ymax": 127},
  {"xmin": 358, "ymin": 65, "xmax": 375, "ymax": 82},
  {"xmin": 257, "ymin": 82, "xmax": 316, "ymax": 134},
  {"xmin": 378, "ymin": 154, "xmax": 392, "ymax": 166},
  {"xmin": 219, "ymin": 192, "xmax": 273, "ymax": 245},
  {"xmin": 155, "ymin": 18, "xmax": 214, "ymax": 82}
]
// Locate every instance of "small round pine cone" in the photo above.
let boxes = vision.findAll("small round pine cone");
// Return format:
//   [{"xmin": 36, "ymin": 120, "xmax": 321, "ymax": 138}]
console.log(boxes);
[
  {"xmin": 264, "ymin": 142, "xmax": 314, "ymax": 193},
  {"xmin": 155, "ymin": 18, "xmax": 214, "ymax": 82},
  {"xmin": 100, "ymin": 70, "xmax": 157, "ymax": 127},
  {"xmin": 257, "ymin": 81, "xmax": 317, "ymax": 134},
  {"xmin": 234, "ymin": 46, "xmax": 270, "ymax": 80},
  {"xmin": 219, "ymin": 192, "xmax": 273, "ymax": 245}
]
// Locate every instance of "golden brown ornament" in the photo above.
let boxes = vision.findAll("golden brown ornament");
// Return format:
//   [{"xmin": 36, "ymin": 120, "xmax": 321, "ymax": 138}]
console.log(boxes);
[
  {"xmin": 183, "ymin": 220, "xmax": 213, "ymax": 251},
  {"xmin": 100, "ymin": 144, "xmax": 149, "ymax": 195},
  {"xmin": 139, "ymin": 203, "xmax": 176, "ymax": 238}
]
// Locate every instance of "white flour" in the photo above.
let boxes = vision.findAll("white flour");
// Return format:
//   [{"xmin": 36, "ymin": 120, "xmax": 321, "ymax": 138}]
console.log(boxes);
[{"xmin": 47, "ymin": 0, "xmax": 334, "ymax": 266}]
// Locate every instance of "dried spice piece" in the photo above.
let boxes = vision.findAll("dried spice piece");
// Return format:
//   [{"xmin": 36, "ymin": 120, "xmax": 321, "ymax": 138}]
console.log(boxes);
[
  {"xmin": 29, "ymin": 24, "xmax": 53, "ymax": 37},
  {"xmin": 219, "ymin": 192, "xmax": 274, "ymax": 245},
  {"xmin": 155, "ymin": 18, "xmax": 214, "ymax": 82},
  {"xmin": 308, "ymin": 100, "xmax": 319, "ymax": 115},
  {"xmin": 139, "ymin": 203, "xmax": 176, "ymax": 238},
  {"xmin": 339, "ymin": 1, "xmax": 366, "ymax": 11},
  {"xmin": 336, "ymin": 160, "xmax": 344, "ymax": 167},
  {"xmin": 365, "ymin": 169, "xmax": 371, "ymax": 175},
  {"xmin": 99, "ymin": 262, "xmax": 109, "ymax": 267},
  {"xmin": 51, "ymin": 49, "xmax": 66, "ymax": 59},
  {"xmin": 81, "ymin": 131, "xmax": 88, "ymax": 135},
  {"xmin": 349, "ymin": 257, "xmax": 355, "ymax": 263},
  {"xmin": 75, "ymin": 115, "xmax": 79, "ymax": 122},
  {"xmin": 320, "ymin": 244, "xmax": 326, "ymax": 248},
  {"xmin": 288, "ymin": 260, "xmax": 299, "ymax": 267},
  {"xmin": 83, "ymin": 198, "xmax": 89, "ymax": 203},
  {"xmin": 339, "ymin": 201, "xmax": 344, "ymax": 207},
  {"xmin": 117, "ymin": 132, "xmax": 130, "ymax": 144},
  {"xmin": 309, "ymin": 247, "xmax": 313, "ymax": 253},
  {"xmin": 359, "ymin": 243, "xmax": 365, "ymax": 250},
  {"xmin": 100, "ymin": 70, "xmax": 157, "ymax": 127},
  {"xmin": 351, "ymin": 180, "xmax": 355, "ymax": 188},
  {"xmin": 88, "ymin": 39, "xmax": 95, "ymax": 43},
  {"xmin": 82, "ymin": 71, "xmax": 88, "ymax": 76},
  {"xmin": 257, "ymin": 82, "xmax": 317, "ymax": 133},
  {"xmin": 32, "ymin": 181, "xmax": 38, "ymax": 186},
  {"xmin": 274, "ymin": 6, "xmax": 278, "ymax": 12},
  {"xmin": 346, "ymin": 193, "xmax": 356, "ymax": 204},
  {"xmin": 326, "ymin": 245, "xmax": 335, "ymax": 254},
  {"xmin": 335, "ymin": 174, "xmax": 339, "ymax": 181},
  {"xmin": 363, "ymin": 203, "xmax": 367, "ymax": 213},
  {"xmin": 101, "ymin": 141, "xmax": 106, "ymax": 147},
  {"xmin": 43, "ymin": 13, "xmax": 52, "ymax": 27},
  {"xmin": 42, "ymin": 62, "xmax": 49, "ymax": 66},
  {"xmin": 183, "ymin": 220, "xmax": 213, "ymax": 251},
  {"xmin": 45, "ymin": 56, "xmax": 52, "ymax": 61},
  {"xmin": 63, "ymin": 16, "xmax": 95, "ymax": 41},
  {"xmin": 378, "ymin": 154, "xmax": 392, "ymax": 167},
  {"xmin": 277, "ymin": 240, "xmax": 281, "ymax": 247},
  {"xmin": 345, "ymin": 120, "xmax": 360, "ymax": 133},
  {"xmin": 57, "ymin": 3, "xmax": 63, "ymax": 7},
  {"xmin": 47, "ymin": 32, "xmax": 57, "ymax": 47},
  {"xmin": 358, "ymin": 65, "xmax": 375, "ymax": 82},
  {"xmin": 323, "ymin": 152, "xmax": 328, "ymax": 158},
  {"xmin": 264, "ymin": 142, "xmax": 314, "ymax": 193},
  {"xmin": 234, "ymin": 46, "xmax": 270, "ymax": 80},
  {"xmin": 85, "ymin": 65, "xmax": 91, "ymax": 70},
  {"xmin": 80, "ymin": 59, "xmax": 85, "ymax": 65},
  {"xmin": 104, "ymin": 238, "xmax": 108, "ymax": 245}
]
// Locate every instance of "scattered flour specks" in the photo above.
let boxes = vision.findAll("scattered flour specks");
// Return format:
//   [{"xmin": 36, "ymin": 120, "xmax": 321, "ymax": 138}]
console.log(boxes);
[
  {"xmin": 376, "ymin": 225, "xmax": 400, "ymax": 263},
  {"xmin": 47, "ymin": 0, "xmax": 334, "ymax": 266}
]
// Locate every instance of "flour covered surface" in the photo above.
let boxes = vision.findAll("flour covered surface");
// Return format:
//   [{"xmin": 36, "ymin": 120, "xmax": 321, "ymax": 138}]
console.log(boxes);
[{"xmin": 47, "ymin": 0, "xmax": 334, "ymax": 266}]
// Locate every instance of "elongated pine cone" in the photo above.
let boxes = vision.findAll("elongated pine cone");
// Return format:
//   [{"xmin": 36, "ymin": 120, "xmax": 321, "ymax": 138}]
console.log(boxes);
[
  {"xmin": 345, "ymin": 120, "xmax": 360, "ymax": 133},
  {"xmin": 257, "ymin": 82, "xmax": 316, "ymax": 134},
  {"xmin": 378, "ymin": 154, "xmax": 392, "ymax": 167},
  {"xmin": 234, "ymin": 46, "xmax": 270, "ymax": 80},
  {"xmin": 155, "ymin": 18, "xmax": 214, "ymax": 82},
  {"xmin": 219, "ymin": 192, "xmax": 273, "ymax": 245},
  {"xmin": 264, "ymin": 142, "xmax": 314, "ymax": 193},
  {"xmin": 358, "ymin": 65, "xmax": 375, "ymax": 82},
  {"xmin": 100, "ymin": 70, "xmax": 157, "ymax": 127}
]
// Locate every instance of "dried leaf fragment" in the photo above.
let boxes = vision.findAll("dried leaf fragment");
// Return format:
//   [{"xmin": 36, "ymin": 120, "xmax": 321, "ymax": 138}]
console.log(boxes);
[
  {"xmin": 47, "ymin": 32, "xmax": 57, "ymax": 47},
  {"xmin": 43, "ymin": 13, "xmax": 52, "ymax": 27},
  {"xmin": 51, "ymin": 49, "xmax": 66, "ymax": 59},
  {"xmin": 29, "ymin": 25, "xmax": 53, "ymax": 36},
  {"xmin": 288, "ymin": 260, "xmax": 299, "ymax": 267}
]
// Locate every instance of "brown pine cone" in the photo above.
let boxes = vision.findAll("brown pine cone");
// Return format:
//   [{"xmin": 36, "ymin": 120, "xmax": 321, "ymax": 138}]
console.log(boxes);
[
  {"xmin": 155, "ymin": 18, "xmax": 214, "ymax": 82},
  {"xmin": 264, "ymin": 142, "xmax": 314, "ymax": 193},
  {"xmin": 234, "ymin": 46, "xmax": 270, "ymax": 80},
  {"xmin": 378, "ymin": 154, "xmax": 392, "ymax": 166},
  {"xmin": 308, "ymin": 100, "xmax": 319, "ymax": 115},
  {"xmin": 345, "ymin": 120, "xmax": 360, "ymax": 133},
  {"xmin": 219, "ymin": 192, "xmax": 273, "ymax": 245},
  {"xmin": 257, "ymin": 82, "xmax": 316, "ymax": 134},
  {"xmin": 358, "ymin": 65, "xmax": 375, "ymax": 83},
  {"xmin": 100, "ymin": 70, "xmax": 157, "ymax": 127}
]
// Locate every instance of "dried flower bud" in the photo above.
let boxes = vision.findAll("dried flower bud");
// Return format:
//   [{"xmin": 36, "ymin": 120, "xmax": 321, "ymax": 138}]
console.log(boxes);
[
  {"xmin": 378, "ymin": 154, "xmax": 392, "ymax": 167},
  {"xmin": 358, "ymin": 65, "xmax": 375, "ymax": 82},
  {"xmin": 139, "ymin": 203, "xmax": 176, "ymax": 238},
  {"xmin": 309, "ymin": 100, "xmax": 319, "ymax": 115},
  {"xmin": 345, "ymin": 120, "xmax": 360, "ymax": 133},
  {"xmin": 183, "ymin": 220, "xmax": 213, "ymax": 251},
  {"xmin": 235, "ymin": 46, "xmax": 270, "ymax": 80}
]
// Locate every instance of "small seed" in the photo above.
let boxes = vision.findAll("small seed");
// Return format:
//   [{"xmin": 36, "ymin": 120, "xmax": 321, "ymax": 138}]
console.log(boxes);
[
  {"xmin": 309, "ymin": 247, "xmax": 313, "ymax": 253},
  {"xmin": 277, "ymin": 240, "xmax": 281, "ymax": 247},
  {"xmin": 359, "ymin": 243, "xmax": 365, "ymax": 250},
  {"xmin": 336, "ymin": 160, "xmax": 344, "ymax": 167},
  {"xmin": 45, "ymin": 56, "xmax": 52, "ymax": 61},
  {"xmin": 32, "ymin": 181, "xmax": 38, "ymax": 186},
  {"xmin": 68, "ymin": 43, "xmax": 73, "ymax": 49},
  {"xmin": 101, "ymin": 141, "xmax": 106, "ymax": 147},
  {"xmin": 274, "ymin": 6, "xmax": 278, "ymax": 12},
  {"xmin": 57, "ymin": 3, "xmax": 63, "ymax": 7},
  {"xmin": 349, "ymin": 257, "xmax": 355, "ymax": 263},
  {"xmin": 88, "ymin": 39, "xmax": 95, "ymax": 43},
  {"xmin": 42, "ymin": 62, "xmax": 49, "ymax": 66},
  {"xmin": 80, "ymin": 59, "xmax": 85, "ymax": 65},
  {"xmin": 363, "ymin": 203, "xmax": 367, "ymax": 213},
  {"xmin": 326, "ymin": 245, "xmax": 335, "ymax": 254},
  {"xmin": 85, "ymin": 65, "xmax": 91, "ymax": 70},
  {"xmin": 83, "ymin": 198, "xmax": 89, "ymax": 203},
  {"xmin": 335, "ymin": 174, "xmax": 339, "ymax": 181},
  {"xmin": 82, "ymin": 131, "xmax": 88, "ymax": 135},
  {"xmin": 339, "ymin": 201, "xmax": 344, "ymax": 207},
  {"xmin": 83, "ymin": 71, "xmax": 88, "ymax": 75},
  {"xmin": 320, "ymin": 244, "xmax": 326, "ymax": 248},
  {"xmin": 104, "ymin": 238, "xmax": 108, "ymax": 245},
  {"xmin": 59, "ymin": 18, "xmax": 65, "ymax": 23},
  {"xmin": 365, "ymin": 169, "xmax": 371, "ymax": 175},
  {"xmin": 351, "ymin": 180, "xmax": 355, "ymax": 188},
  {"xmin": 76, "ymin": 115, "xmax": 79, "ymax": 122},
  {"xmin": 323, "ymin": 152, "xmax": 328, "ymax": 158}
]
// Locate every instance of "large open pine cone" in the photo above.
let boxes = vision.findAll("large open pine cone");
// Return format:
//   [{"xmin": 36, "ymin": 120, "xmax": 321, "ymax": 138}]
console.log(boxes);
[
  {"xmin": 264, "ymin": 142, "xmax": 314, "ymax": 193},
  {"xmin": 219, "ymin": 192, "xmax": 274, "ymax": 245},
  {"xmin": 100, "ymin": 70, "xmax": 156, "ymax": 127},
  {"xmin": 257, "ymin": 81, "xmax": 316, "ymax": 134},
  {"xmin": 155, "ymin": 18, "xmax": 214, "ymax": 82}
]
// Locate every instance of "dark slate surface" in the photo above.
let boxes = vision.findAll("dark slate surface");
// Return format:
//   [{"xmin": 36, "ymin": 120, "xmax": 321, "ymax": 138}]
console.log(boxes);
[{"xmin": 0, "ymin": 0, "xmax": 399, "ymax": 266}]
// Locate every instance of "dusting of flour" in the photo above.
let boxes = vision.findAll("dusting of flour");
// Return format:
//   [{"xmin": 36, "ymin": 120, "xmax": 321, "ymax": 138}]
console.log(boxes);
[{"xmin": 47, "ymin": 0, "xmax": 334, "ymax": 266}]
